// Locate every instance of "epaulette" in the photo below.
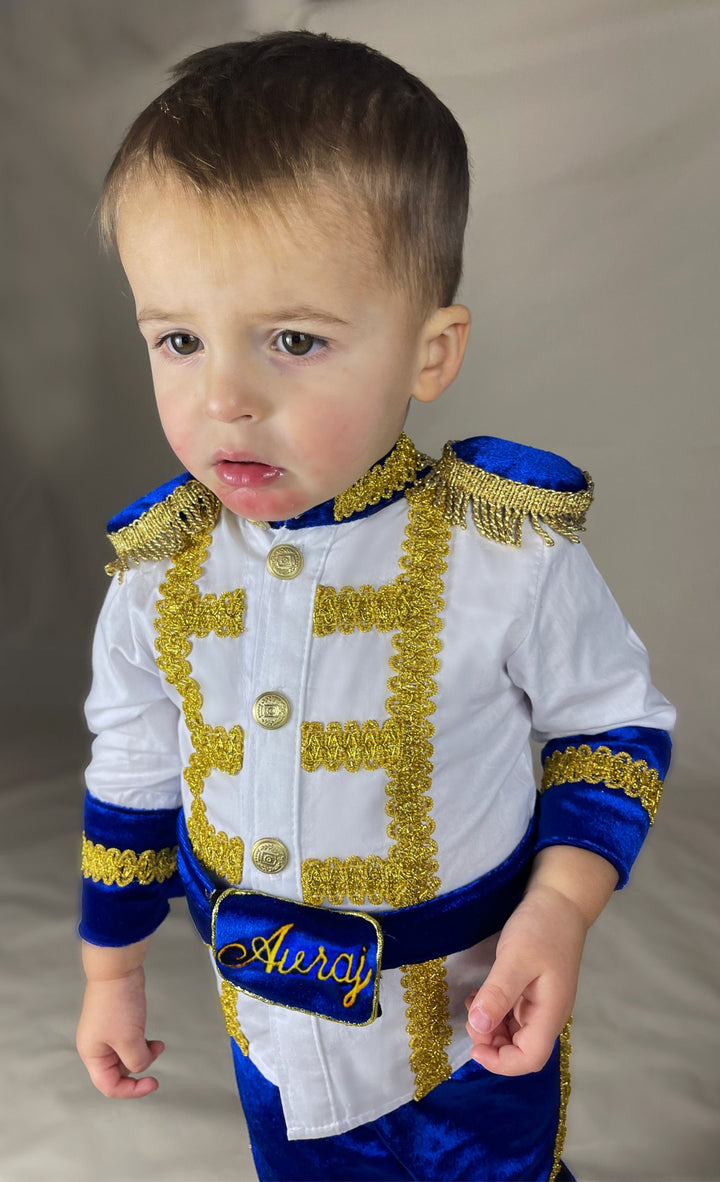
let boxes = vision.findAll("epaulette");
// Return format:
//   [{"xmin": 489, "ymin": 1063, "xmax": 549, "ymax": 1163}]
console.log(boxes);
[
  {"xmin": 423, "ymin": 436, "xmax": 593, "ymax": 547},
  {"xmin": 105, "ymin": 472, "xmax": 220, "ymax": 580}
]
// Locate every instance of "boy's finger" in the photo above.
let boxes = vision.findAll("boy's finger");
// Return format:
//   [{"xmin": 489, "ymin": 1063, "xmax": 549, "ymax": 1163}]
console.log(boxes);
[
  {"xmin": 469, "ymin": 1018, "xmax": 559, "ymax": 1076},
  {"xmin": 86, "ymin": 1052, "xmax": 160, "ymax": 1099},
  {"xmin": 467, "ymin": 964, "xmax": 531, "ymax": 1036},
  {"xmin": 115, "ymin": 1037, "xmax": 159, "ymax": 1075},
  {"xmin": 469, "ymin": 987, "xmax": 569, "ymax": 1076}
]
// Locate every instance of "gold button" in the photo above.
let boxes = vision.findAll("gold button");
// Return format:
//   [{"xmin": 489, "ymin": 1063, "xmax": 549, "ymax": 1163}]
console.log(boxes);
[
  {"xmin": 267, "ymin": 544, "xmax": 303, "ymax": 579},
  {"xmin": 252, "ymin": 691, "xmax": 291, "ymax": 729},
  {"xmin": 251, "ymin": 838, "xmax": 289, "ymax": 874}
]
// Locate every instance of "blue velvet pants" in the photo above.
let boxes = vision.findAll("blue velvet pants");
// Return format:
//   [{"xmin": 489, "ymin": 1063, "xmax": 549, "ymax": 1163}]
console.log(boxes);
[{"xmin": 231, "ymin": 1040, "xmax": 576, "ymax": 1182}]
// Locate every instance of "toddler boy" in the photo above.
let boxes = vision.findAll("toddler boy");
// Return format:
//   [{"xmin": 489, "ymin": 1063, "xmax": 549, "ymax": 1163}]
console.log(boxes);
[{"xmin": 76, "ymin": 31, "xmax": 674, "ymax": 1182}]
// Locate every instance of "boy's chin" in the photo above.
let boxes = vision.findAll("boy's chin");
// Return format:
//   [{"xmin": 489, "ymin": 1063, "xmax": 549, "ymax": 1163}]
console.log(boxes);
[{"xmin": 212, "ymin": 479, "xmax": 317, "ymax": 523}]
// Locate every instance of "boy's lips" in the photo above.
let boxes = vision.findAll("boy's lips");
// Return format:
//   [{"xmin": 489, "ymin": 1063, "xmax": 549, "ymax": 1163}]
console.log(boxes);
[{"xmin": 212, "ymin": 451, "xmax": 284, "ymax": 488}]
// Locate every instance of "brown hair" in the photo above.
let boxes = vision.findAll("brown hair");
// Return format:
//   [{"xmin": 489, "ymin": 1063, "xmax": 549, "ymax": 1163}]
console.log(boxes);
[{"xmin": 100, "ymin": 31, "xmax": 469, "ymax": 312}]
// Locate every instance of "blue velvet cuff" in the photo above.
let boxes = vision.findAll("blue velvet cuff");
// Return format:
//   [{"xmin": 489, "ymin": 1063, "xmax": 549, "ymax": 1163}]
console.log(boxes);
[
  {"xmin": 79, "ymin": 791, "xmax": 184, "ymax": 947},
  {"xmin": 537, "ymin": 727, "xmax": 672, "ymax": 888}
]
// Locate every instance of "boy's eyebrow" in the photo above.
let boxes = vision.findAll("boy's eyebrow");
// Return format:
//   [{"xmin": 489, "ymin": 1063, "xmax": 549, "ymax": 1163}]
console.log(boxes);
[
  {"xmin": 136, "ymin": 309, "xmax": 193, "ymax": 327},
  {"xmin": 136, "ymin": 306, "xmax": 353, "ymax": 329},
  {"xmin": 250, "ymin": 306, "xmax": 353, "ymax": 328}
]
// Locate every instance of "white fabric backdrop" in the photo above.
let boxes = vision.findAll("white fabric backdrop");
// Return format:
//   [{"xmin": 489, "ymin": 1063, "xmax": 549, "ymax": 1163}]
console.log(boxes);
[{"xmin": 2, "ymin": 2, "xmax": 718, "ymax": 1179}]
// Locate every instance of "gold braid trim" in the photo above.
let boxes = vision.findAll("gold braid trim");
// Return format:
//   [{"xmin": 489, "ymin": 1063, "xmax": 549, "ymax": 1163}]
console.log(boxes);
[
  {"xmin": 549, "ymin": 1020, "xmax": 573, "ymax": 1182},
  {"xmin": 301, "ymin": 719, "xmax": 411, "ymax": 775},
  {"xmin": 81, "ymin": 836, "xmax": 177, "ymax": 886},
  {"xmin": 220, "ymin": 980, "xmax": 249, "ymax": 1056},
  {"xmin": 333, "ymin": 434, "xmax": 431, "ymax": 521},
  {"xmin": 106, "ymin": 480, "xmax": 220, "ymax": 580},
  {"xmin": 154, "ymin": 533, "xmax": 245, "ymax": 882},
  {"xmin": 302, "ymin": 486, "xmax": 448, "ymax": 910},
  {"xmin": 313, "ymin": 583, "xmax": 413, "ymax": 637},
  {"xmin": 541, "ymin": 744, "xmax": 663, "ymax": 823},
  {"xmin": 401, "ymin": 957, "xmax": 454, "ymax": 1101},
  {"xmin": 303, "ymin": 486, "xmax": 453, "ymax": 1098},
  {"xmin": 423, "ymin": 442, "xmax": 593, "ymax": 547}
]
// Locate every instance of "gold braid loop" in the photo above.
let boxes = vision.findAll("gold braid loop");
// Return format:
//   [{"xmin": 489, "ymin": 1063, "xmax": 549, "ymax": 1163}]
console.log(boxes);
[
  {"xmin": 313, "ymin": 583, "xmax": 414, "ymax": 637},
  {"xmin": 422, "ymin": 442, "xmax": 593, "ymax": 547},
  {"xmin": 106, "ymin": 480, "xmax": 220, "ymax": 580},
  {"xmin": 541, "ymin": 744, "xmax": 663, "ymax": 822}
]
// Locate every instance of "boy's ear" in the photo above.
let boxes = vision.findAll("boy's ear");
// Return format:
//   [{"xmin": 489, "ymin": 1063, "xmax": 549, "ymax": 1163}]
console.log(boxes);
[{"xmin": 411, "ymin": 305, "xmax": 471, "ymax": 404}]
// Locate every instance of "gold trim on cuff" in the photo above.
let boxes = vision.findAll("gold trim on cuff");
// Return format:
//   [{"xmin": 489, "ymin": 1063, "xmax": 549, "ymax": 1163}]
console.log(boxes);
[
  {"xmin": 541, "ymin": 744, "xmax": 663, "ymax": 822},
  {"xmin": 81, "ymin": 836, "xmax": 177, "ymax": 886}
]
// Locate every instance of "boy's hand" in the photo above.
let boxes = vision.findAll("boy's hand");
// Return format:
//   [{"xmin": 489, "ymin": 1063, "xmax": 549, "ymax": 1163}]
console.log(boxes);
[
  {"xmin": 465, "ymin": 845, "xmax": 618, "ymax": 1076},
  {"xmin": 77, "ymin": 939, "xmax": 164, "ymax": 1098}
]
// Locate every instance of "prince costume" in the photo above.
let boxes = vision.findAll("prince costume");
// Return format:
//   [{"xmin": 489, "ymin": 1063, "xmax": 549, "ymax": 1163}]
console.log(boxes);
[{"xmin": 80, "ymin": 435, "xmax": 674, "ymax": 1181}]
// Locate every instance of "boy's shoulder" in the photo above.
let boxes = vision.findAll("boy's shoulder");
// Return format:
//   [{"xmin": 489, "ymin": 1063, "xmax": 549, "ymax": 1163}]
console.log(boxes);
[
  {"xmin": 425, "ymin": 435, "xmax": 593, "ymax": 548},
  {"xmin": 103, "ymin": 435, "xmax": 593, "ymax": 577},
  {"xmin": 105, "ymin": 471, "xmax": 220, "ymax": 579}
]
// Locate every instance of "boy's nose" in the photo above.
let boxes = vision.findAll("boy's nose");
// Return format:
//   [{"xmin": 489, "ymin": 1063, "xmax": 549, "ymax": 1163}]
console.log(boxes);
[{"xmin": 203, "ymin": 370, "xmax": 267, "ymax": 423}]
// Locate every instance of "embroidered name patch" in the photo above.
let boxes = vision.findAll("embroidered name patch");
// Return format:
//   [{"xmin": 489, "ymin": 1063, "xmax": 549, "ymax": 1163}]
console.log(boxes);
[{"xmin": 211, "ymin": 889, "xmax": 383, "ymax": 1026}]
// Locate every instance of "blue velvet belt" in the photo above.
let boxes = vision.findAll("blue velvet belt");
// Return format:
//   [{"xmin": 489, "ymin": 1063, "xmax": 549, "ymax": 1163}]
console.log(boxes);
[{"xmin": 177, "ymin": 813, "xmax": 536, "ymax": 1025}]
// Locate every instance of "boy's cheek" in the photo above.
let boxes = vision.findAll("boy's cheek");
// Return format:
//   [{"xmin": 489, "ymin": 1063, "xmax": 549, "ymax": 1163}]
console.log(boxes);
[{"xmin": 156, "ymin": 417, "xmax": 196, "ymax": 470}]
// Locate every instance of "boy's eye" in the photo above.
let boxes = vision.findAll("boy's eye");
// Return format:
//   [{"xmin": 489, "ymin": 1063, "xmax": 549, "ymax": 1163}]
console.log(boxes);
[
  {"xmin": 163, "ymin": 332, "xmax": 202, "ymax": 356},
  {"xmin": 275, "ymin": 331, "xmax": 320, "ymax": 357}
]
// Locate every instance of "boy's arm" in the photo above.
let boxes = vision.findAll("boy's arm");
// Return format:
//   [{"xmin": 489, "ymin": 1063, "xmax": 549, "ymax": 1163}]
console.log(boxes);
[
  {"xmin": 466, "ymin": 530, "xmax": 674, "ymax": 1074},
  {"xmin": 77, "ymin": 937, "xmax": 165, "ymax": 1098},
  {"xmin": 79, "ymin": 567, "xmax": 184, "ymax": 1095},
  {"xmin": 465, "ymin": 845, "xmax": 617, "ymax": 1073}
]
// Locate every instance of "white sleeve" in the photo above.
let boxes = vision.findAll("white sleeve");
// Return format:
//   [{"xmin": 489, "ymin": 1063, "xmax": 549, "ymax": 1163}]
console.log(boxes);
[
  {"xmin": 84, "ymin": 565, "xmax": 183, "ymax": 810},
  {"xmin": 506, "ymin": 534, "xmax": 675, "ymax": 740}
]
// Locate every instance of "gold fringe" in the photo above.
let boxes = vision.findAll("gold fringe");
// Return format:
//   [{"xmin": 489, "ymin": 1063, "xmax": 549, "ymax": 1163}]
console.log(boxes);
[
  {"xmin": 106, "ymin": 480, "xmax": 220, "ymax": 580},
  {"xmin": 81, "ymin": 836, "xmax": 177, "ymax": 886},
  {"xmin": 423, "ymin": 442, "xmax": 593, "ymax": 547},
  {"xmin": 219, "ymin": 980, "xmax": 249, "ymax": 1055},
  {"xmin": 333, "ymin": 434, "xmax": 431, "ymax": 521},
  {"xmin": 549, "ymin": 1020, "xmax": 573, "ymax": 1182},
  {"xmin": 541, "ymin": 744, "xmax": 663, "ymax": 822}
]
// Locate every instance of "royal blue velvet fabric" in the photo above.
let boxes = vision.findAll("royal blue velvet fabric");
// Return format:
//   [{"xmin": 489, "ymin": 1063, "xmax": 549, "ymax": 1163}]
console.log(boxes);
[
  {"xmin": 177, "ymin": 812, "xmax": 536, "ymax": 973},
  {"xmin": 107, "ymin": 471, "xmax": 195, "ymax": 533},
  {"xmin": 214, "ymin": 890, "xmax": 381, "ymax": 1024},
  {"xmin": 538, "ymin": 727, "xmax": 672, "ymax": 888},
  {"xmin": 452, "ymin": 437, "xmax": 588, "ymax": 493},
  {"xmin": 231, "ymin": 1040, "xmax": 575, "ymax": 1181},
  {"xmin": 79, "ymin": 791, "xmax": 183, "ymax": 947},
  {"xmin": 267, "ymin": 475, "xmax": 417, "ymax": 529}
]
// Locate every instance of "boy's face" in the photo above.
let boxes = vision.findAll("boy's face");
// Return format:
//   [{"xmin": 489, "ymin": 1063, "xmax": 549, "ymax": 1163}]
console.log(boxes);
[{"xmin": 117, "ymin": 179, "xmax": 440, "ymax": 522}]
